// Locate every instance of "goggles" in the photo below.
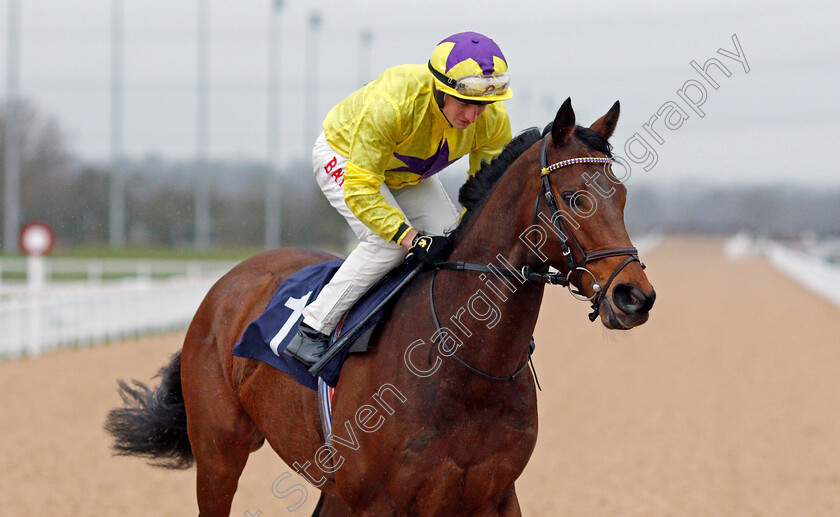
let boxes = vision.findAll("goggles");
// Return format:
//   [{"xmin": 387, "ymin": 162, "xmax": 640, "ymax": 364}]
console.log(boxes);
[{"xmin": 428, "ymin": 61, "xmax": 511, "ymax": 98}]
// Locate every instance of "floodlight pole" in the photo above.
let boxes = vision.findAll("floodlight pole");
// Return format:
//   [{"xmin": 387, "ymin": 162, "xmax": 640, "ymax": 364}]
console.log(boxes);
[
  {"xmin": 194, "ymin": 0, "xmax": 211, "ymax": 249},
  {"xmin": 3, "ymin": 0, "xmax": 21, "ymax": 253},
  {"xmin": 265, "ymin": 0, "xmax": 283, "ymax": 249},
  {"xmin": 359, "ymin": 29, "xmax": 373, "ymax": 87},
  {"xmin": 304, "ymin": 11, "xmax": 321, "ymax": 158},
  {"xmin": 109, "ymin": 0, "xmax": 126, "ymax": 246}
]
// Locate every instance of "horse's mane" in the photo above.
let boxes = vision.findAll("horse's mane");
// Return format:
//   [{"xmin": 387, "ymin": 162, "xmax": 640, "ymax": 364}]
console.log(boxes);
[
  {"xmin": 449, "ymin": 124, "xmax": 613, "ymax": 243},
  {"xmin": 459, "ymin": 128, "xmax": 542, "ymax": 216}
]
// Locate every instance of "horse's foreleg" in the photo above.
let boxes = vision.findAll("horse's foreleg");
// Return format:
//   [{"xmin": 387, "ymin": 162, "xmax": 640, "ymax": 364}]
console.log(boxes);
[
  {"xmin": 495, "ymin": 485, "xmax": 523, "ymax": 517},
  {"xmin": 457, "ymin": 485, "xmax": 523, "ymax": 517},
  {"xmin": 311, "ymin": 492, "xmax": 354, "ymax": 517}
]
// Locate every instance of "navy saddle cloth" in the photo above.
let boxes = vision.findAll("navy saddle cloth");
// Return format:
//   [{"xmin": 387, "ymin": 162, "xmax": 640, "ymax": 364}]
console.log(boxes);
[{"xmin": 232, "ymin": 256, "xmax": 421, "ymax": 390}]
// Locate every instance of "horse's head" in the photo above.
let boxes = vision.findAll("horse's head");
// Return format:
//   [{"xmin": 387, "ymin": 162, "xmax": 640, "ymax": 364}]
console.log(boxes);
[{"xmin": 526, "ymin": 98, "xmax": 655, "ymax": 329}]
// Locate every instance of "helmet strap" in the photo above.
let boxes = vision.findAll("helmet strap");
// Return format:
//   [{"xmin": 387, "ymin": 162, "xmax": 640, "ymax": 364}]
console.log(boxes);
[
  {"xmin": 428, "ymin": 61, "xmax": 458, "ymax": 89},
  {"xmin": 432, "ymin": 84, "xmax": 446, "ymax": 110}
]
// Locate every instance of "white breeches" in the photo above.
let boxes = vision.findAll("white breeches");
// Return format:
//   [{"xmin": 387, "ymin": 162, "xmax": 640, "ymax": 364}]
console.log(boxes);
[{"xmin": 302, "ymin": 131, "xmax": 459, "ymax": 334}]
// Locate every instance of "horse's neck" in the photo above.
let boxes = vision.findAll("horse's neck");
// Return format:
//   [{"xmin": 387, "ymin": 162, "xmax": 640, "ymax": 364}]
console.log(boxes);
[
  {"xmin": 452, "ymin": 163, "xmax": 546, "ymax": 277},
  {"xmin": 437, "ymin": 172, "xmax": 546, "ymax": 379}
]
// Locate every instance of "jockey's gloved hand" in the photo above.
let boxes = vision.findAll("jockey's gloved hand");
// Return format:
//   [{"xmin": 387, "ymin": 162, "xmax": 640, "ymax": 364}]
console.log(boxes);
[{"xmin": 409, "ymin": 233, "xmax": 452, "ymax": 264}]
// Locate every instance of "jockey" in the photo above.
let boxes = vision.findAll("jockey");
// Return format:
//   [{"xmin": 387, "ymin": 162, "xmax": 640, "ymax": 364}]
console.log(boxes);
[{"xmin": 285, "ymin": 31, "xmax": 514, "ymax": 366}]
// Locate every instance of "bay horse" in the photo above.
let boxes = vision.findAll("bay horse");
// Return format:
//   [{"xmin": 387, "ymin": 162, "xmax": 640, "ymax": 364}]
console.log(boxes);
[{"xmin": 106, "ymin": 98, "xmax": 655, "ymax": 516}]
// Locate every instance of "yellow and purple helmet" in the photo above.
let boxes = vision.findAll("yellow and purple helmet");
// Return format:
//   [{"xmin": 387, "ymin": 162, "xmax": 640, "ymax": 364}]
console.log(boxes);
[{"xmin": 428, "ymin": 32, "xmax": 512, "ymax": 103}]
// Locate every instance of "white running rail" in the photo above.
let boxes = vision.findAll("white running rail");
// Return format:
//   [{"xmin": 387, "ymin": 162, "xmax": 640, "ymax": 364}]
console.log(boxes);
[
  {"xmin": 725, "ymin": 233, "xmax": 840, "ymax": 309},
  {"xmin": 762, "ymin": 243, "xmax": 840, "ymax": 309},
  {"xmin": 0, "ymin": 257, "xmax": 236, "ymax": 285},
  {"xmin": 0, "ymin": 258, "xmax": 237, "ymax": 360}
]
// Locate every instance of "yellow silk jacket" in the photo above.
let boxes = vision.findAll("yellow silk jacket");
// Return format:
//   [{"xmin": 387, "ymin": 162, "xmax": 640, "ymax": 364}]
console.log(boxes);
[{"xmin": 323, "ymin": 64, "xmax": 512, "ymax": 243}]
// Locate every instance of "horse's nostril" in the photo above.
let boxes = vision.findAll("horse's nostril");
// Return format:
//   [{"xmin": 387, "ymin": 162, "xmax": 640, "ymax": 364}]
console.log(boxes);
[
  {"xmin": 644, "ymin": 288, "xmax": 656, "ymax": 311},
  {"xmin": 612, "ymin": 283, "xmax": 649, "ymax": 314}
]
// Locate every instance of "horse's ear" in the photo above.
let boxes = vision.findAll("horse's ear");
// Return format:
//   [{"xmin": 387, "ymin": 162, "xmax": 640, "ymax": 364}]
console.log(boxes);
[
  {"xmin": 589, "ymin": 100, "xmax": 620, "ymax": 140},
  {"xmin": 551, "ymin": 97, "xmax": 575, "ymax": 146}
]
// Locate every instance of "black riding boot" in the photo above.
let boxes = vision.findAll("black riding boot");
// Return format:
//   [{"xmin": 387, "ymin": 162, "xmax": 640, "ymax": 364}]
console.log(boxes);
[{"xmin": 284, "ymin": 322, "xmax": 330, "ymax": 366}]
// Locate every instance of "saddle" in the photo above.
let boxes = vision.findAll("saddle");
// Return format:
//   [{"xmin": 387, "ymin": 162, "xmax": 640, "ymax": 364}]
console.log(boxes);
[{"xmin": 232, "ymin": 255, "xmax": 423, "ymax": 390}]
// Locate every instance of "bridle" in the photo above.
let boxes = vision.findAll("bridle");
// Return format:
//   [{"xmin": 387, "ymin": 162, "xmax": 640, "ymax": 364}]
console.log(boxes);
[
  {"xmin": 431, "ymin": 133, "xmax": 643, "ymax": 382},
  {"xmin": 532, "ymin": 135, "xmax": 642, "ymax": 321}
]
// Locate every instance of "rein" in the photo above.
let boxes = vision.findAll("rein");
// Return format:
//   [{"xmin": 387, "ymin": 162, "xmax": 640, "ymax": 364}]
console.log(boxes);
[
  {"xmin": 430, "ymin": 134, "xmax": 642, "ymax": 383},
  {"xmin": 428, "ymin": 270, "xmax": 538, "ymax": 385}
]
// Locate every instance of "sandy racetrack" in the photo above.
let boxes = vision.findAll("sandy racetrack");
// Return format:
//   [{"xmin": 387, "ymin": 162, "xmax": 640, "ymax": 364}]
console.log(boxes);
[{"xmin": 1, "ymin": 238, "xmax": 839, "ymax": 516}]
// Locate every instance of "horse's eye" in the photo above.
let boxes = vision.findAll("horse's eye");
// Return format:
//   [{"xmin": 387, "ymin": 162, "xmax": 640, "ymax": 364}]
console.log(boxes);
[{"xmin": 562, "ymin": 192, "xmax": 584, "ymax": 209}]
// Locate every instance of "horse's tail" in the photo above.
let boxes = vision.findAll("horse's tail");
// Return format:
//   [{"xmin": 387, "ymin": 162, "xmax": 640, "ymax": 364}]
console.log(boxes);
[{"xmin": 104, "ymin": 351, "xmax": 194, "ymax": 469}]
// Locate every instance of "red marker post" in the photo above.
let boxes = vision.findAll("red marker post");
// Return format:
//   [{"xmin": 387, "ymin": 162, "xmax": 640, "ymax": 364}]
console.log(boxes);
[
  {"xmin": 19, "ymin": 222, "xmax": 55, "ymax": 291},
  {"xmin": 19, "ymin": 222, "xmax": 55, "ymax": 356}
]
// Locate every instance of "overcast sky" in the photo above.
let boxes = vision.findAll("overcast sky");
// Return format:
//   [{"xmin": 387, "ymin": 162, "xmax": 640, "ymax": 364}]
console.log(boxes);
[{"xmin": 1, "ymin": 0, "xmax": 838, "ymax": 186}]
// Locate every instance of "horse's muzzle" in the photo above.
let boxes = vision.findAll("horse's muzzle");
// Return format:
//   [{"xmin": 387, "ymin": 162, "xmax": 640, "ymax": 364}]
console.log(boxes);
[{"xmin": 605, "ymin": 283, "xmax": 656, "ymax": 328}]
